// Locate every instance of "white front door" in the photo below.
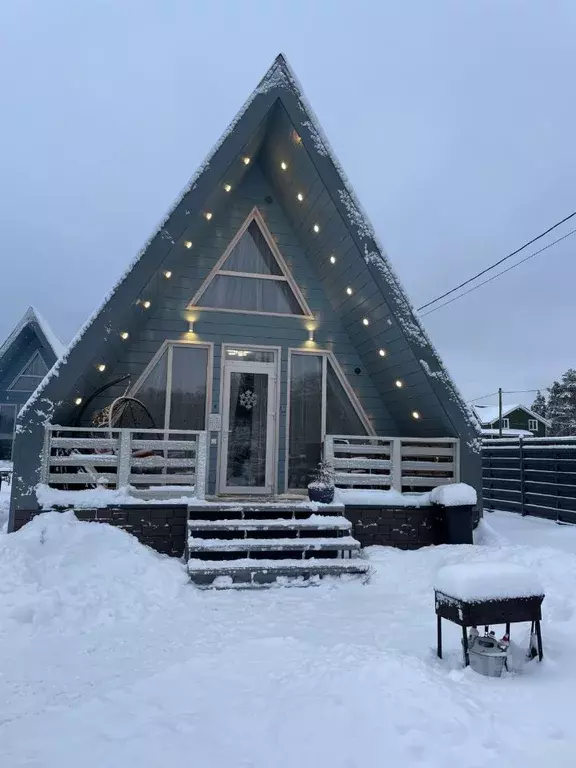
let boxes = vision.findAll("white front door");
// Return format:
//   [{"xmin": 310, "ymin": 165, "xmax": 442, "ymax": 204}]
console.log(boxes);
[{"xmin": 219, "ymin": 357, "xmax": 277, "ymax": 494}]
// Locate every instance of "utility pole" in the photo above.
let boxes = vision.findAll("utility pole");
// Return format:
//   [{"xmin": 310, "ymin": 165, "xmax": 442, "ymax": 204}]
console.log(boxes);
[{"xmin": 498, "ymin": 387, "xmax": 503, "ymax": 438}]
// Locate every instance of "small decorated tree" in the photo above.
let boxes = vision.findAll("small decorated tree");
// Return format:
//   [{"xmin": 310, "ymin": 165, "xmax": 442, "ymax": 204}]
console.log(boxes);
[{"xmin": 307, "ymin": 458, "xmax": 335, "ymax": 503}]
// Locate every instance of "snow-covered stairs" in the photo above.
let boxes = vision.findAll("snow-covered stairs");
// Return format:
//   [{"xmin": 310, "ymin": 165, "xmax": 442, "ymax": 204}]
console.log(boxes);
[{"xmin": 186, "ymin": 503, "xmax": 369, "ymax": 588}]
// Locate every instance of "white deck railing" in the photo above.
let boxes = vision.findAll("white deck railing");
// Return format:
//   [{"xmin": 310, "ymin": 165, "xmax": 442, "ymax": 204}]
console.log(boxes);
[
  {"xmin": 41, "ymin": 426, "xmax": 208, "ymax": 499},
  {"xmin": 324, "ymin": 435, "xmax": 459, "ymax": 491}
]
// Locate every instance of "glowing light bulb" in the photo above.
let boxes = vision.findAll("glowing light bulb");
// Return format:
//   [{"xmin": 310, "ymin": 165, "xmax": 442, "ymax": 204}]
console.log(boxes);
[
  {"xmin": 362, "ymin": 318, "xmax": 369, "ymax": 326},
  {"xmin": 205, "ymin": 212, "xmax": 212, "ymax": 220},
  {"xmin": 143, "ymin": 300, "xmax": 151, "ymax": 309},
  {"xmin": 313, "ymin": 224, "xmax": 320, "ymax": 233},
  {"xmin": 297, "ymin": 193, "xmax": 304, "ymax": 202},
  {"xmin": 242, "ymin": 156, "xmax": 251, "ymax": 165},
  {"xmin": 184, "ymin": 241, "xmax": 192, "ymax": 249},
  {"xmin": 280, "ymin": 161, "xmax": 288, "ymax": 171},
  {"xmin": 224, "ymin": 183, "xmax": 232, "ymax": 192},
  {"xmin": 163, "ymin": 270, "xmax": 172, "ymax": 279},
  {"xmin": 346, "ymin": 287, "xmax": 353, "ymax": 296},
  {"xmin": 412, "ymin": 411, "xmax": 421, "ymax": 419},
  {"xmin": 395, "ymin": 380, "xmax": 403, "ymax": 388},
  {"xmin": 120, "ymin": 331, "xmax": 129, "ymax": 340},
  {"xmin": 74, "ymin": 397, "xmax": 83, "ymax": 406},
  {"xmin": 329, "ymin": 255, "xmax": 336, "ymax": 264},
  {"xmin": 378, "ymin": 349, "xmax": 386, "ymax": 357},
  {"xmin": 97, "ymin": 363, "xmax": 106, "ymax": 372}
]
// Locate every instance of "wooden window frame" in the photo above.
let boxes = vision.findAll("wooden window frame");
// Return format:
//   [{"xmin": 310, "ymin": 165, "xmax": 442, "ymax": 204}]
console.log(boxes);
[
  {"xmin": 528, "ymin": 418, "xmax": 538, "ymax": 432},
  {"xmin": 187, "ymin": 207, "xmax": 314, "ymax": 319}
]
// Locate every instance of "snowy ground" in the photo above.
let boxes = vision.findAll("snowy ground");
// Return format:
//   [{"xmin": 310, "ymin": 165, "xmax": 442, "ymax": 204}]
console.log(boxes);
[{"xmin": 1, "ymin": 510, "xmax": 576, "ymax": 767}]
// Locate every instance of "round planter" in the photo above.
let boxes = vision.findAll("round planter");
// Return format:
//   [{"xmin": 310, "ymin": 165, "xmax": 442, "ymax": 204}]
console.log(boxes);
[{"xmin": 307, "ymin": 484, "xmax": 335, "ymax": 504}]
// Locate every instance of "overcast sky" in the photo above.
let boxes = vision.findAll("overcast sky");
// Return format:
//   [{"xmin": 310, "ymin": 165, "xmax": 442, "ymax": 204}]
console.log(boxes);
[{"xmin": 2, "ymin": 0, "xmax": 575, "ymax": 409}]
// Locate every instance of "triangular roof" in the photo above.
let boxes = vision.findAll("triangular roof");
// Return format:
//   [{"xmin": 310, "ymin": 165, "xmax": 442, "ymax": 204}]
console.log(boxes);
[
  {"xmin": 0, "ymin": 306, "xmax": 64, "ymax": 366},
  {"xmin": 19, "ymin": 54, "xmax": 478, "ymax": 448},
  {"xmin": 475, "ymin": 403, "xmax": 551, "ymax": 428}
]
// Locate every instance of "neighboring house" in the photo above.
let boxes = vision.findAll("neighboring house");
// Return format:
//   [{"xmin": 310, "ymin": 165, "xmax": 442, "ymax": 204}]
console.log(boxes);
[
  {"xmin": 0, "ymin": 307, "xmax": 64, "ymax": 460},
  {"xmin": 474, "ymin": 404, "xmax": 550, "ymax": 437},
  {"xmin": 9, "ymin": 54, "xmax": 481, "ymax": 535}
]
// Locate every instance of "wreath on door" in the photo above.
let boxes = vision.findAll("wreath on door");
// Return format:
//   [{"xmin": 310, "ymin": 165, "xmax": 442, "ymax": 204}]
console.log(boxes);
[{"xmin": 239, "ymin": 389, "xmax": 258, "ymax": 411}]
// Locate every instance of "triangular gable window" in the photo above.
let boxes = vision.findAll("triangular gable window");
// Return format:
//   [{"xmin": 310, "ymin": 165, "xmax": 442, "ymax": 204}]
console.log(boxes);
[
  {"xmin": 8, "ymin": 351, "xmax": 48, "ymax": 392},
  {"xmin": 188, "ymin": 208, "xmax": 312, "ymax": 317}
]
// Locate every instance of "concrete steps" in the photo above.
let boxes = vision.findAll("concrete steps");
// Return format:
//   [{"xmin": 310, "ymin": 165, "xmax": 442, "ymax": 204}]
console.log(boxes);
[{"xmin": 186, "ymin": 503, "xmax": 368, "ymax": 588}]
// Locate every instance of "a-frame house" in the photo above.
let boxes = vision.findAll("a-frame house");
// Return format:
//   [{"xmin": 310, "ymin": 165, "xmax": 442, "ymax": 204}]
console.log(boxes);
[
  {"xmin": 0, "ymin": 307, "xmax": 64, "ymax": 461},
  {"xmin": 9, "ymin": 55, "xmax": 480, "ymax": 564}
]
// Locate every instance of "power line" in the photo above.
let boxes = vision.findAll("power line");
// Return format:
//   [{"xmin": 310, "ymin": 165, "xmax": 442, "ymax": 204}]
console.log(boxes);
[
  {"xmin": 420, "ymin": 228, "xmax": 576, "ymax": 317},
  {"xmin": 468, "ymin": 391, "xmax": 499, "ymax": 403},
  {"xmin": 417, "ymin": 210, "xmax": 576, "ymax": 312}
]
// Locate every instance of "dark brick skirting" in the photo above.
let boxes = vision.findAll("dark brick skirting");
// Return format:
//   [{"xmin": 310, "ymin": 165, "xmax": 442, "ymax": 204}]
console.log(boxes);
[
  {"xmin": 344, "ymin": 505, "xmax": 445, "ymax": 549},
  {"xmin": 12, "ymin": 505, "xmax": 188, "ymax": 558}
]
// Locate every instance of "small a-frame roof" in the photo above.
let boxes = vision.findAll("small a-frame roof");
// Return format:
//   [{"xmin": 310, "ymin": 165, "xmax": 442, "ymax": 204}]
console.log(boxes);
[
  {"xmin": 475, "ymin": 403, "xmax": 551, "ymax": 428},
  {"xmin": 0, "ymin": 306, "xmax": 64, "ymax": 365},
  {"xmin": 18, "ymin": 54, "xmax": 478, "ymax": 454}
]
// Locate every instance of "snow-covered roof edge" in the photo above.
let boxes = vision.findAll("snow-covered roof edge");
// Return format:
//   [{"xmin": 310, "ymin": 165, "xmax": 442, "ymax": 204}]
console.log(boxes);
[
  {"xmin": 18, "ymin": 56, "xmax": 287, "ymax": 420},
  {"xmin": 0, "ymin": 306, "xmax": 64, "ymax": 362},
  {"xmin": 275, "ymin": 55, "xmax": 478, "ymax": 436}
]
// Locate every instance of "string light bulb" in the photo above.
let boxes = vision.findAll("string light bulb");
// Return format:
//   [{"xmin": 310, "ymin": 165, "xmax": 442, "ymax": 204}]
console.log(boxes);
[
  {"xmin": 163, "ymin": 270, "xmax": 172, "ymax": 279},
  {"xmin": 395, "ymin": 380, "xmax": 403, "ymax": 388},
  {"xmin": 120, "ymin": 331, "xmax": 129, "ymax": 340},
  {"xmin": 224, "ymin": 183, "xmax": 232, "ymax": 192},
  {"xmin": 74, "ymin": 397, "xmax": 83, "ymax": 406},
  {"xmin": 378, "ymin": 348, "xmax": 386, "ymax": 357},
  {"xmin": 204, "ymin": 212, "xmax": 212, "ymax": 220},
  {"xmin": 280, "ymin": 161, "xmax": 288, "ymax": 171},
  {"xmin": 97, "ymin": 363, "xmax": 106, "ymax": 373},
  {"xmin": 297, "ymin": 192, "xmax": 304, "ymax": 202},
  {"xmin": 329, "ymin": 255, "xmax": 336, "ymax": 264},
  {"xmin": 412, "ymin": 411, "xmax": 421, "ymax": 420},
  {"xmin": 184, "ymin": 241, "xmax": 192, "ymax": 249},
  {"xmin": 362, "ymin": 318, "xmax": 370, "ymax": 326},
  {"xmin": 242, "ymin": 156, "xmax": 251, "ymax": 165},
  {"xmin": 346, "ymin": 287, "xmax": 353, "ymax": 296}
]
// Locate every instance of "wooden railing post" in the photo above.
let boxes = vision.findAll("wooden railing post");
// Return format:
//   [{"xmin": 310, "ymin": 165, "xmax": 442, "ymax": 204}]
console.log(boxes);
[
  {"xmin": 391, "ymin": 438, "xmax": 402, "ymax": 491},
  {"xmin": 40, "ymin": 426, "xmax": 51, "ymax": 484},
  {"xmin": 195, "ymin": 431, "xmax": 207, "ymax": 500},
  {"xmin": 117, "ymin": 430, "xmax": 131, "ymax": 489},
  {"xmin": 519, "ymin": 437, "xmax": 526, "ymax": 516},
  {"xmin": 324, "ymin": 435, "xmax": 334, "ymax": 473}
]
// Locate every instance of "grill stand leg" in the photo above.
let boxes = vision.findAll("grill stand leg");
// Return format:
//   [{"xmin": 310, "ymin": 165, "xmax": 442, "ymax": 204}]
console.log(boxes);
[
  {"xmin": 462, "ymin": 626, "xmax": 470, "ymax": 667},
  {"xmin": 437, "ymin": 615, "xmax": 442, "ymax": 659},
  {"xmin": 535, "ymin": 620, "xmax": 544, "ymax": 661}
]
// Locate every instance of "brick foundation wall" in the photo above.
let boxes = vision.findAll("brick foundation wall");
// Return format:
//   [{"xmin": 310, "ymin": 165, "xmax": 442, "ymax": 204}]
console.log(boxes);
[
  {"xmin": 12, "ymin": 505, "xmax": 188, "ymax": 558},
  {"xmin": 344, "ymin": 505, "xmax": 445, "ymax": 549}
]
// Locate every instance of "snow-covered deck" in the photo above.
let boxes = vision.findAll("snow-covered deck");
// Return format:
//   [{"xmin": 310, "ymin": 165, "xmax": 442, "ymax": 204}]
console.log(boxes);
[{"xmin": 1, "ymin": 510, "xmax": 576, "ymax": 766}]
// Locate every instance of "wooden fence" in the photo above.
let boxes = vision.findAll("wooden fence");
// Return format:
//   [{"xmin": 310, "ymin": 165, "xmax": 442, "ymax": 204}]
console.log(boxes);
[
  {"xmin": 41, "ymin": 426, "xmax": 207, "ymax": 499},
  {"xmin": 324, "ymin": 435, "xmax": 459, "ymax": 491},
  {"xmin": 483, "ymin": 436, "xmax": 576, "ymax": 523}
]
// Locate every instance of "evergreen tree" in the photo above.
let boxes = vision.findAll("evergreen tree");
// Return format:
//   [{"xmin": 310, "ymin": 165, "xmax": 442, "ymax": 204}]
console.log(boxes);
[
  {"xmin": 531, "ymin": 390, "xmax": 547, "ymax": 418},
  {"xmin": 547, "ymin": 369, "xmax": 576, "ymax": 436}
]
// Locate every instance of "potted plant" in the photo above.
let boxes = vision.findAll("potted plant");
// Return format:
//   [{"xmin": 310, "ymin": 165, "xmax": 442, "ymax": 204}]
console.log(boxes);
[{"xmin": 307, "ymin": 458, "xmax": 335, "ymax": 504}]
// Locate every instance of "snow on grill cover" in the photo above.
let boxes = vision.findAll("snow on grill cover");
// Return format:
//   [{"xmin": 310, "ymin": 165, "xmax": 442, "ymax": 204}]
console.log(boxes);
[{"xmin": 435, "ymin": 562, "xmax": 544, "ymax": 602}]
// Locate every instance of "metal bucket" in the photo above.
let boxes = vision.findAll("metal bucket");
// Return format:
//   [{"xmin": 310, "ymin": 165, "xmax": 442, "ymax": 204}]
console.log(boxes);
[{"xmin": 468, "ymin": 635, "xmax": 508, "ymax": 677}]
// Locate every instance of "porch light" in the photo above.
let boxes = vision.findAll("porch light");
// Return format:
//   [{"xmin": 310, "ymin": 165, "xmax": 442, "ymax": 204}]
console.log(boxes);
[
  {"xmin": 74, "ymin": 397, "xmax": 83, "ymax": 406},
  {"xmin": 224, "ymin": 183, "xmax": 232, "ymax": 192},
  {"xmin": 142, "ymin": 300, "xmax": 151, "ymax": 309},
  {"xmin": 120, "ymin": 331, "xmax": 129, "ymax": 340},
  {"xmin": 297, "ymin": 193, "xmax": 304, "ymax": 202},
  {"xmin": 313, "ymin": 224, "xmax": 320, "ymax": 233},
  {"xmin": 97, "ymin": 363, "xmax": 106, "ymax": 372},
  {"xmin": 163, "ymin": 270, "xmax": 172, "ymax": 279},
  {"xmin": 362, "ymin": 318, "xmax": 369, "ymax": 326},
  {"xmin": 242, "ymin": 156, "xmax": 251, "ymax": 165},
  {"xmin": 378, "ymin": 349, "xmax": 386, "ymax": 357},
  {"xmin": 204, "ymin": 212, "xmax": 213, "ymax": 220},
  {"xmin": 280, "ymin": 161, "xmax": 288, "ymax": 171},
  {"xmin": 308, "ymin": 329, "xmax": 315, "ymax": 341},
  {"xmin": 346, "ymin": 287, "xmax": 353, "ymax": 295},
  {"xmin": 412, "ymin": 411, "xmax": 421, "ymax": 419},
  {"xmin": 184, "ymin": 241, "xmax": 193, "ymax": 249},
  {"xmin": 188, "ymin": 320, "xmax": 195, "ymax": 333},
  {"xmin": 329, "ymin": 255, "xmax": 336, "ymax": 264},
  {"xmin": 395, "ymin": 380, "xmax": 403, "ymax": 388}
]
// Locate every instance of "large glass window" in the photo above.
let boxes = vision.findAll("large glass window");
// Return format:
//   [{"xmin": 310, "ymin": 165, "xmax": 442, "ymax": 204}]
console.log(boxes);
[
  {"xmin": 8, "ymin": 351, "xmax": 48, "ymax": 392},
  {"xmin": 0, "ymin": 404, "xmax": 17, "ymax": 460},
  {"xmin": 132, "ymin": 344, "xmax": 209, "ymax": 431},
  {"xmin": 288, "ymin": 353, "xmax": 369, "ymax": 488},
  {"xmin": 190, "ymin": 211, "xmax": 310, "ymax": 317}
]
